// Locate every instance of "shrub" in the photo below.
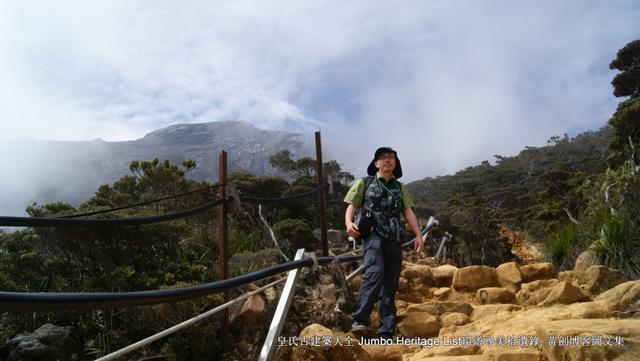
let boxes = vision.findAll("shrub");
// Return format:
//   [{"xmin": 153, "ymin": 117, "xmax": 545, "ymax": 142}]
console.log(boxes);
[
  {"xmin": 229, "ymin": 248, "xmax": 281, "ymax": 277},
  {"xmin": 229, "ymin": 229, "xmax": 264, "ymax": 255},
  {"xmin": 272, "ymin": 218, "xmax": 318, "ymax": 257},
  {"xmin": 543, "ymin": 223, "xmax": 585, "ymax": 270},
  {"xmin": 592, "ymin": 211, "xmax": 640, "ymax": 278}
]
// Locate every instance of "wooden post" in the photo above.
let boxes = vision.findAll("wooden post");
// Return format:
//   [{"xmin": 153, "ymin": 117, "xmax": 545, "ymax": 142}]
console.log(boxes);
[
  {"xmin": 218, "ymin": 150, "xmax": 231, "ymax": 349},
  {"xmin": 315, "ymin": 131, "xmax": 328, "ymax": 257}
]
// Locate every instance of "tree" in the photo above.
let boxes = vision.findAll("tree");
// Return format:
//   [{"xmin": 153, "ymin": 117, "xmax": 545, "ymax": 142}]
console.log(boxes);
[
  {"xmin": 269, "ymin": 149, "xmax": 354, "ymax": 183},
  {"xmin": 610, "ymin": 40, "xmax": 640, "ymax": 99},
  {"xmin": 268, "ymin": 150, "xmax": 295, "ymax": 175},
  {"xmin": 607, "ymin": 97, "xmax": 640, "ymax": 169},
  {"xmin": 607, "ymin": 39, "xmax": 640, "ymax": 169}
]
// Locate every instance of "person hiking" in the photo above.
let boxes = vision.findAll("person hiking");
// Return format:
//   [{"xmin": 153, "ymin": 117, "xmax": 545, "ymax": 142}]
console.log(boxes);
[{"xmin": 344, "ymin": 147, "xmax": 424, "ymax": 339}]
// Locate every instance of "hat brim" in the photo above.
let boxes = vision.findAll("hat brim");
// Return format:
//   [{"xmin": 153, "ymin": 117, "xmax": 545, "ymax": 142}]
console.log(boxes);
[{"xmin": 367, "ymin": 151, "xmax": 403, "ymax": 178}]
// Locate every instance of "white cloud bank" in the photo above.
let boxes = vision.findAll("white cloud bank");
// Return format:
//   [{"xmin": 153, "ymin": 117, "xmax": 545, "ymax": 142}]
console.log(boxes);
[{"xmin": 1, "ymin": 0, "xmax": 639, "ymax": 184}]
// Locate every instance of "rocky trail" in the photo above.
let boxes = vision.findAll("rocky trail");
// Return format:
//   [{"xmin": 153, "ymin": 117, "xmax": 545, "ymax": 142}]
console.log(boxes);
[{"xmin": 234, "ymin": 246, "xmax": 640, "ymax": 361}]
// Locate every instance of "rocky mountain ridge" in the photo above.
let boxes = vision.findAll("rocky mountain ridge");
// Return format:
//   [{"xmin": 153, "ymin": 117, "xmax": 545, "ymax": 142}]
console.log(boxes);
[{"xmin": 0, "ymin": 121, "xmax": 329, "ymax": 215}]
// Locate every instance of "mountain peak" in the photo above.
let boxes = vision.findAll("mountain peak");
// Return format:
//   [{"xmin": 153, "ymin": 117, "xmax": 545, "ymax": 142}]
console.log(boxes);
[{"xmin": 141, "ymin": 120, "xmax": 257, "ymax": 139}]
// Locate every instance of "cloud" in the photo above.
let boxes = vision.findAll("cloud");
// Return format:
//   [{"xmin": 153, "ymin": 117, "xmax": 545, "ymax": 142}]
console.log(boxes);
[{"xmin": 0, "ymin": 0, "xmax": 639, "ymax": 193}]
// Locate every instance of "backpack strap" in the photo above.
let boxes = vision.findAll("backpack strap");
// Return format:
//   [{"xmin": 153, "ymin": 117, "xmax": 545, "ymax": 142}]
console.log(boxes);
[{"xmin": 360, "ymin": 176, "xmax": 375, "ymax": 209}]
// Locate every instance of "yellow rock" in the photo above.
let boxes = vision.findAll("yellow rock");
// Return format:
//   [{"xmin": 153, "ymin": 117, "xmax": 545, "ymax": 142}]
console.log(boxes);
[
  {"xmin": 539, "ymin": 281, "xmax": 591, "ymax": 306},
  {"xmin": 441, "ymin": 312, "xmax": 471, "ymax": 327},
  {"xmin": 535, "ymin": 319, "xmax": 640, "ymax": 361},
  {"xmin": 431, "ymin": 264, "xmax": 459, "ymax": 287},
  {"xmin": 470, "ymin": 304, "xmax": 521, "ymax": 321},
  {"xmin": 397, "ymin": 312, "xmax": 441, "ymax": 338},
  {"xmin": 520, "ymin": 262, "xmax": 556, "ymax": 282},
  {"xmin": 452, "ymin": 266, "xmax": 499, "ymax": 291},
  {"xmin": 496, "ymin": 262, "xmax": 523, "ymax": 293},
  {"xmin": 476, "ymin": 287, "xmax": 517, "ymax": 305}
]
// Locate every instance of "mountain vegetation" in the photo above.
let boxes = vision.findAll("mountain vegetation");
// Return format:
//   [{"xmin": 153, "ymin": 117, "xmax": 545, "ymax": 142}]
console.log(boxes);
[
  {"xmin": 407, "ymin": 127, "xmax": 612, "ymax": 266},
  {"xmin": 0, "ymin": 153, "xmax": 353, "ymax": 359},
  {"xmin": 0, "ymin": 39, "xmax": 638, "ymax": 360},
  {"xmin": 407, "ymin": 39, "xmax": 640, "ymax": 277}
]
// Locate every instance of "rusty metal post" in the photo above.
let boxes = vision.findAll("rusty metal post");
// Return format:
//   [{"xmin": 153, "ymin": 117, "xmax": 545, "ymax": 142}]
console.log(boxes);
[
  {"xmin": 315, "ymin": 131, "xmax": 328, "ymax": 257},
  {"xmin": 218, "ymin": 150, "xmax": 231, "ymax": 349}
]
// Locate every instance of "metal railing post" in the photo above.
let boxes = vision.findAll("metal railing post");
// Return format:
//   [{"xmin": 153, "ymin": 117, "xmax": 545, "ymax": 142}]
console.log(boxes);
[
  {"xmin": 259, "ymin": 248, "xmax": 306, "ymax": 361},
  {"xmin": 315, "ymin": 131, "xmax": 328, "ymax": 256},
  {"xmin": 218, "ymin": 150, "xmax": 231, "ymax": 350}
]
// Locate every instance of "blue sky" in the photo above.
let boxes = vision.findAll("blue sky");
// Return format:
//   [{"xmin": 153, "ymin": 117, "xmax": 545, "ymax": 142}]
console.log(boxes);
[{"xmin": 1, "ymin": 0, "xmax": 639, "ymax": 181}]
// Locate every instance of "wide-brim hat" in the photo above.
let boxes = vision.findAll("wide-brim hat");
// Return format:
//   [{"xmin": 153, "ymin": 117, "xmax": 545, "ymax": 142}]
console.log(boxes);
[{"xmin": 367, "ymin": 147, "xmax": 403, "ymax": 178}]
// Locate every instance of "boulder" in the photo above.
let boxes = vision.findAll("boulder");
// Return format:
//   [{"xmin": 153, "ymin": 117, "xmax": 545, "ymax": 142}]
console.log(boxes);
[
  {"xmin": 520, "ymin": 262, "xmax": 556, "ymax": 282},
  {"xmin": 289, "ymin": 325, "xmax": 364, "ymax": 361},
  {"xmin": 406, "ymin": 303, "xmax": 440, "ymax": 315},
  {"xmin": 405, "ymin": 301, "xmax": 474, "ymax": 317},
  {"xmin": 434, "ymin": 287, "xmax": 451, "ymax": 299},
  {"xmin": 452, "ymin": 266, "xmax": 498, "ymax": 291},
  {"xmin": 566, "ymin": 302, "xmax": 610, "ymax": 318},
  {"xmin": 416, "ymin": 257, "xmax": 440, "ymax": 267},
  {"xmin": 234, "ymin": 294, "xmax": 266, "ymax": 323},
  {"xmin": 573, "ymin": 249, "xmax": 599, "ymax": 273},
  {"xmin": 496, "ymin": 262, "xmax": 523, "ymax": 292},
  {"xmin": 470, "ymin": 304, "xmax": 521, "ymax": 321},
  {"xmin": 535, "ymin": 319, "xmax": 640, "ymax": 361},
  {"xmin": 299, "ymin": 323, "xmax": 333, "ymax": 338},
  {"xmin": 581, "ymin": 265, "xmax": 630, "ymax": 294},
  {"xmin": 516, "ymin": 279, "xmax": 559, "ymax": 306},
  {"xmin": 476, "ymin": 287, "xmax": 517, "ymax": 305},
  {"xmin": 361, "ymin": 344, "xmax": 411, "ymax": 361},
  {"xmin": 594, "ymin": 280, "xmax": 640, "ymax": 314},
  {"xmin": 557, "ymin": 270, "xmax": 579, "ymax": 285},
  {"xmin": 490, "ymin": 348, "xmax": 545, "ymax": 361},
  {"xmin": 540, "ymin": 281, "xmax": 592, "ymax": 306},
  {"xmin": 264, "ymin": 286, "xmax": 279, "ymax": 302},
  {"xmin": 431, "ymin": 265, "xmax": 458, "ymax": 287},
  {"xmin": 440, "ymin": 312, "xmax": 471, "ymax": 327},
  {"xmin": 397, "ymin": 312, "xmax": 441, "ymax": 338},
  {"xmin": 403, "ymin": 343, "xmax": 482, "ymax": 359},
  {"xmin": 1, "ymin": 324, "xmax": 81, "ymax": 361},
  {"xmin": 438, "ymin": 302, "xmax": 474, "ymax": 316},
  {"xmin": 401, "ymin": 265, "xmax": 436, "ymax": 287}
]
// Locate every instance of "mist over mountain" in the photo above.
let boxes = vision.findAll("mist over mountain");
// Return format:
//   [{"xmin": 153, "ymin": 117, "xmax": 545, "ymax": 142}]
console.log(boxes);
[{"xmin": 0, "ymin": 121, "xmax": 339, "ymax": 216}]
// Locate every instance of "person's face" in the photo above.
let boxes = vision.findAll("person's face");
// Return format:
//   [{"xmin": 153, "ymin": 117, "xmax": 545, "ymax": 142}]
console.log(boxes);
[{"xmin": 375, "ymin": 152, "xmax": 396, "ymax": 174}]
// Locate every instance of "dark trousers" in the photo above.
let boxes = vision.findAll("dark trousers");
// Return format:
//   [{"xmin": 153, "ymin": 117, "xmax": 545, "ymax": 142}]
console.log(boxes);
[{"xmin": 352, "ymin": 232, "xmax": 403, "ymax": 336}]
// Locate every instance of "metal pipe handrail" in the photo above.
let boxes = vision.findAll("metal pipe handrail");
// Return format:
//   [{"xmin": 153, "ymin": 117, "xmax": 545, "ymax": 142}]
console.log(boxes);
[
  {"xmin": 0, "ymin": 257, "xmax": 313, "ymax": 311},
  {"xmin": 95, "ymin": 277, "xmax": 287, "ymax": 361},
  {"xmin": 259, "ymin": 249, "xmax": 306, "ymax": 361}
]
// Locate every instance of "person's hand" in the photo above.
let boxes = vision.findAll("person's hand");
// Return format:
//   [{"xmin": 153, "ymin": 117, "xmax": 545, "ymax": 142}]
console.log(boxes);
[
  {"xmin": 346, "ymin": 222, "xmax": 361, "ymax": 239},
  {"xmin": 414, "ymin": 236, "xmax": 424, "ymax": 254}
]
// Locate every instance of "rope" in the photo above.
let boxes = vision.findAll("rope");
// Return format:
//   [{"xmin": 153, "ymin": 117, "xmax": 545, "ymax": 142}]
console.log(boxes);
[
  {"xmin": 95, "ymin": 277, "xmax": 286, "ymax": 361},
  {"xmin": 61, "ymin": 183, "xmax": 222, "ymax": 218},
  {"xmin": 0, "ymin": 197, "xmax": 226, "ymax": 228},
  {"xmin": 239, "ymin": 185, "xmax": 325, "ymax": 203},
  {"xmin": 0, "ymin": 257, "xmax": 313, "ymax": 311},
  {"xmin": 0, "ymin": 222, "xmax": 435, "ymax": 312},
  {"xmin": 2, "ymin": 182, "xmax": 327, "ymax": 227}
]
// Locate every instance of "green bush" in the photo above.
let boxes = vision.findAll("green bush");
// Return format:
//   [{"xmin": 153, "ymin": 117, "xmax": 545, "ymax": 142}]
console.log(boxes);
[
  {"xmin": 229, "ymin": 229, "xmax": 264, "ymax": 255},
  {"xmin": 543, "ymin": 223, "xmax": 585, "ymax": 270},
  {"xmin": 272, "ymin": 218, "xmax": 318, "ymax": 256},
  {"xmin": 229, "ymin": 248, "xmax": 281, "ymax": 277},
  {"xmin": 592, "ymin": 211, "xmax": 640, "ymax": 278}
]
